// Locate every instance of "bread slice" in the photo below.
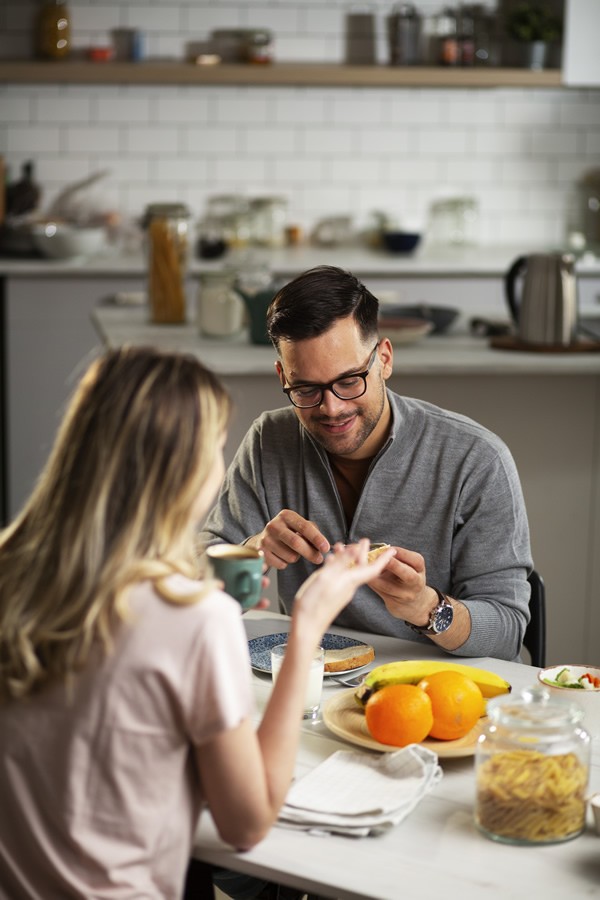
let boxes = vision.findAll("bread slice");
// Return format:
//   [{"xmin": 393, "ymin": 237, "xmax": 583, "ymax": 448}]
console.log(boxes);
[
  {"xmin": 367, "ymin": 543, "xmax": 391, "ymax": 563},
  {"xmin": 324, "ymin": 643, "xmax": 375, "ymax": 673}
]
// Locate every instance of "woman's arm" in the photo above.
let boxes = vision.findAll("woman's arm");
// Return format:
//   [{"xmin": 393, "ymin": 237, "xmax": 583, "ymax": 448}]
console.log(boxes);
[{"xmin": 195, "ymin": 539, "xmax": 395, "ymax": 850}]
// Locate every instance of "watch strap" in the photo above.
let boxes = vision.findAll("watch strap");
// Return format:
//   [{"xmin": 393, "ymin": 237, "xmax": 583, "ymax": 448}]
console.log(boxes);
[{"xmin": 406, "ymin": 587, "xmax": 452, "ymax": 635}]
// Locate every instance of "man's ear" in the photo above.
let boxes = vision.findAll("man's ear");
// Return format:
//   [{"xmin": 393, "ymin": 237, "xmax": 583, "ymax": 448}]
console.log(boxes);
[
  {"xmin": 275, "ymin": 359, "xmax": 285, "ymax": 387},
  {"xmin": 378, "ymin": 337, "xmax": 394, "ymax": 380}
]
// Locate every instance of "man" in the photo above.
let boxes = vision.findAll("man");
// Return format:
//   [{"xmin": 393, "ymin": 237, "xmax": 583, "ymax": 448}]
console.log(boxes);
[{"xmin": 201, "ymin": 265, "xmax": 532, "ymax": 661}]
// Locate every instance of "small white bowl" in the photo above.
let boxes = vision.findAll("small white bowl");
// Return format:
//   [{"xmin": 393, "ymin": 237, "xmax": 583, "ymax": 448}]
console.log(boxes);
[
  {"xmin": 378, "ymin": 316, "xmax": 433, "ymax": 346},
  {"xmin": 32, "ymin": 222, "xmax": 107, "ymax": 260},
  {"xmin": 538, "ymin": 665, "xmax": 600, "ymax": 740}
]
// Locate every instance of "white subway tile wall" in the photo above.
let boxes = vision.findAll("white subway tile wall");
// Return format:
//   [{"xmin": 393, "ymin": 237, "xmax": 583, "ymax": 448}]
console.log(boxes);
[{"xmin": 0, "ymin": 0, "xmax": 599, "ymax": 244}]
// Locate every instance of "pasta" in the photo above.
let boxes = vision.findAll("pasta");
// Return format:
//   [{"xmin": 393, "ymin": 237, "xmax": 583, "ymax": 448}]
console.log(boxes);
[
  {"xmin": 148, "ymin": 217, "xmax": 187, "ymax": 324},
  {"xmin": 476, "ymin": 749, "xmax": 588, "ymax": 843}
]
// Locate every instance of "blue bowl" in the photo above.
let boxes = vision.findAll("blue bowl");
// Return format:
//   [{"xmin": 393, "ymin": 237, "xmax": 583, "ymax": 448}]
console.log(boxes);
[{"xmin": 381, "ymin": 231, "xmax": 421, "ymax": 254}]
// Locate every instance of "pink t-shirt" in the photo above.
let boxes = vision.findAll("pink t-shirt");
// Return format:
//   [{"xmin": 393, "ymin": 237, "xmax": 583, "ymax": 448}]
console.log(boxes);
[{"xmin": 0, "ymin": 576, "xmax": 254, "ymax": 899}]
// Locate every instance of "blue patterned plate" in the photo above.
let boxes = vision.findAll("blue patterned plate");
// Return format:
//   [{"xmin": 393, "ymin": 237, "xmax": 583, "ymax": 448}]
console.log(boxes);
[{"xmin": 248, "ymin": 632, "xmax": 373, "ymax": 676}]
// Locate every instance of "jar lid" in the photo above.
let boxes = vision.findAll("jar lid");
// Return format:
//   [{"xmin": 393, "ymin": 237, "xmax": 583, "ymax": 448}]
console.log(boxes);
[
  {"xmin": 487, "ymin": 685, "xmax": 585, "ymax": 730},
  {"xmin": 249, "ymin": 196, "xmax": 288, "ymax": 208},
  {"xmin": 144, "ymin": 202, "xmax": 190, "ymax": 219}
]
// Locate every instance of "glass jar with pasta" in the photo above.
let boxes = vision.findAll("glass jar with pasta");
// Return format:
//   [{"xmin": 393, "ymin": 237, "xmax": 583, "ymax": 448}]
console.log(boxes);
[
  {"xmin": 144, "ymin": 203, "xmax": 191, "ymax": 324},
  {"xmin": 475, "ymin": 686, "xmax": 590, "ymax": 845}
]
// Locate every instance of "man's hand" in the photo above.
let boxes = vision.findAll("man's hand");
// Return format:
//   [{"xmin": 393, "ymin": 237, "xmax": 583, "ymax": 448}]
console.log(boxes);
[
  {"xmin": 367, "ymin": 546, "xmax": 433, "ymax": 625},
  {"xmin": 245, "ymin": 510, "xmax": 331, "ymax": 570},
  {"xmin": 369, "ymin": 545, "xmax": 471, "ymax": 649}
]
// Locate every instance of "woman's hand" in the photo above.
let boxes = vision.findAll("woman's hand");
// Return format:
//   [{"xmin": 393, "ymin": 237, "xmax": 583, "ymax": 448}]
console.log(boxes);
[{"xmin": 290, "ymin": 538, "xmax": 396, "ymax": 641}]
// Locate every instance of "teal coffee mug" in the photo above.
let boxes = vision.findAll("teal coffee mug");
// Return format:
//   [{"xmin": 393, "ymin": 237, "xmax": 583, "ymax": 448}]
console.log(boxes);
[{"xmin": 206, "ymin": 544, "xmax": 264, "ymax": 610}]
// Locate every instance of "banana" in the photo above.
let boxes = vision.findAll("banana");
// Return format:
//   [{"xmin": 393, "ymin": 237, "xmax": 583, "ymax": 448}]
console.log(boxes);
[{"xmin": 355, "ymin": 660, "xmax": 511, "ymax": 706}]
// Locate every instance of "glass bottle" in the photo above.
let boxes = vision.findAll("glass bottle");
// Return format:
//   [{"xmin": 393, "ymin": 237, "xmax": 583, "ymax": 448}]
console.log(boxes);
[
  {"xmin": 144, "ymin": 203, "xmax": 190, "ymax": 324},
  {"xmin": 437, "ymin": 6, "xmax": 459, "ymax": 66},
  {"xmin": 36, "ymin": 1, "xmax": 71, "ymax": 60},
  {"xmin": 475, "ymin": 687, "xmax": 590, "ymax": 845}
]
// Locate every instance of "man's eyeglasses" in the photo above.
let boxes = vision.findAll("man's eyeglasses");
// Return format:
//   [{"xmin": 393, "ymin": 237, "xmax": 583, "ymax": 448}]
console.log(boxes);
[{"xmin": 282, "ymin": 343, "xmax": 380, "ymax": 409}]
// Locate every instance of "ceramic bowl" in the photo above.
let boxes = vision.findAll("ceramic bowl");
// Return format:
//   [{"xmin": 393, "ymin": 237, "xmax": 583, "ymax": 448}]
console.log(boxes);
[
  {"xmin": 381, "ymin": 231, "xmax": 421, "ymax": 254},
  {"xmin": 538, "ymin": 665, "xmax": 600, "ymax": 740},
  {"xmin": 379, "ymin": 303, "xmax": 459, "ymax": 335},
  {"xmin": 377, "ymin": 316, "xmax": 433, "ymax": 345},
  {"xmin": 31, "ymin": 222, "xmax": 107, "ymax": 260}
]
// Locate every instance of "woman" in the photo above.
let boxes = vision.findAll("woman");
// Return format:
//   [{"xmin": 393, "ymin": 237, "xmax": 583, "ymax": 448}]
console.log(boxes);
[{"xmin": 0, "ymin": 346, "xmax": 393, "ymax": 899}]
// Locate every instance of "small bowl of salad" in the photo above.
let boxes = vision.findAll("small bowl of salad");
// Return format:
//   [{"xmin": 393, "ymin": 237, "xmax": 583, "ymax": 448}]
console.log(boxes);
[{"xmin": 538, "ymin": 665, "xmax": 600, "ymax": 740}]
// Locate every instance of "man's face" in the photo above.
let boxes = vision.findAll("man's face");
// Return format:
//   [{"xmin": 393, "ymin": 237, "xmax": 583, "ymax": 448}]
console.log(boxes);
[{"xmin": 276, "ymin": 316, "xmax": 393, "ymax": 459}]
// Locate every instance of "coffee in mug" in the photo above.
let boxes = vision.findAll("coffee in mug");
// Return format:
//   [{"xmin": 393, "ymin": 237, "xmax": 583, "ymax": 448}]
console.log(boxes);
[{"xmin": 205, "ymin": 544, "xmax": 264, "ymax": 610}]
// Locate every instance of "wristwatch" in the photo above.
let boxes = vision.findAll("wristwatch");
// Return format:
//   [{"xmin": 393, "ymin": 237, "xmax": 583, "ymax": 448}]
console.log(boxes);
[{"xmin": 407, "ymin": 588, "xmax": 454, "ymax": 636}]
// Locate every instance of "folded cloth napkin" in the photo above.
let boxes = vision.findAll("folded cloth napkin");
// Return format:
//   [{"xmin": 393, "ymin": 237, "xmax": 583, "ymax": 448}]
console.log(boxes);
[{"xmin": 278, "ymin": 744, "xmax": 442, "ymax": 837}]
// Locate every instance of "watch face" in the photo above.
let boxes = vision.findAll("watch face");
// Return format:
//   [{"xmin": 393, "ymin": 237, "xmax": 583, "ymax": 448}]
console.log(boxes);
[{"xmin": 433, "ymin": 604, "xmax": 454, "ymax": 633}]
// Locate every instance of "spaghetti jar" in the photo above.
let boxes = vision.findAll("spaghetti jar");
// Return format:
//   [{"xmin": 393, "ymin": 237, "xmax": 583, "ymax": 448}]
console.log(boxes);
[
  {"xmin": 144, "ymin": 203, "xmax": 190, "ymax": 324},
  {"xmin": 475, "ymin": 687, "xmax": 590, "ymax": 845}
]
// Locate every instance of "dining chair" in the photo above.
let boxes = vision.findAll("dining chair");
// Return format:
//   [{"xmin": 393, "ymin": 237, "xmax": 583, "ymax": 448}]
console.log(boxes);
[
  {"xmin": 183, "ymin": 859, "xmax": 215, "ymax": 899},
  {"xmin": 523, "ymin": 569, "xmax": 546, "ymax": 669}
]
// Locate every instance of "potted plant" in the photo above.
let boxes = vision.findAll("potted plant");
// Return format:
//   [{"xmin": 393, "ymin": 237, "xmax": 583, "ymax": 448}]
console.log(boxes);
[{"xmin": 506, "ymin": 2, "xmax": 562, "ymax": 70}]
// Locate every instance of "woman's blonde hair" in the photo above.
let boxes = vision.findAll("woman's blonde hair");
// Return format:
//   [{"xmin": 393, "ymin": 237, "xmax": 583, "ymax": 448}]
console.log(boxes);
[{"xmin": 0, "ymin": 346, "xmax": 231, "ymax": 702}]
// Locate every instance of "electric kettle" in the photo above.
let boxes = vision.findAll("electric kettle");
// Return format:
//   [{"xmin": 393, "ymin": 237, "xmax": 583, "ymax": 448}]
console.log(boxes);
[{"xmin": 504, "ymin": 253, "xmax": 578, "ymax": 347}]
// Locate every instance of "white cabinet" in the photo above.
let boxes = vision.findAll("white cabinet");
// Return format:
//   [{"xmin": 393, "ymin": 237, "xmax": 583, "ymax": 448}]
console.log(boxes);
[
  {"xmin": 4, "ymin": 275, "xmax": 143, "ymax": 518},
  {"xmin": 562, "ymin": 0, "xmax": 600, "ymax": 86}
]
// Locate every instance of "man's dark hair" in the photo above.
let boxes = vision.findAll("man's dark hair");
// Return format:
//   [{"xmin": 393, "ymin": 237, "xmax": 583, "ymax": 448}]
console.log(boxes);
[{"xmin": 267, "ymin": 265, "xmax": 379, "ymax": 350}]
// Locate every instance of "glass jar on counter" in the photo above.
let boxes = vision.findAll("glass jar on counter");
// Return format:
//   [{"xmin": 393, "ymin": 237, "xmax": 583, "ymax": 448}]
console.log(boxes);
[
  {"xmin": 248, "ymin": 196, "xmax": 288, "ymax": 247},
  {"xmin": 205, "ymin": 194, "xmax": 250, "ymax": 250},
  {"xmin": 144, "ymin": 203, "xmax": 191, "ymax": 324},
  {"xmin": 475, "ymin": 687, "xmax": 590, "ymax": 846},
  {"xmin": 427, "ymin": 195, "xmax": 480, "ymax": 246}
]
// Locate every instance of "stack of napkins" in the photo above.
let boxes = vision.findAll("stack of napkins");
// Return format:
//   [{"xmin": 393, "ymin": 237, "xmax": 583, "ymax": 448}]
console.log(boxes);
[{"xmin": 278, "ymin": 744, "xmax": 442, "ymax": 837}]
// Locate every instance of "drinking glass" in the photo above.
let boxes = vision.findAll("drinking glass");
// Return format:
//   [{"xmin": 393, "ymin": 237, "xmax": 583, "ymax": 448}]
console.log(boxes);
[{"xmin": 271, "ymin": 644, "xmax": 325, "ymax": 721}]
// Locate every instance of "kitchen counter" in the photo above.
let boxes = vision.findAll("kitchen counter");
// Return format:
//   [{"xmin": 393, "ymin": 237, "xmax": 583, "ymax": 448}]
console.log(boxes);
[
  {"xmin": 3, "ymin": 243, "xmax": 600, "ymax": 279},
  {"xmin": 93, "ymin": 304, "xmax": 600, "ymax": 376}
]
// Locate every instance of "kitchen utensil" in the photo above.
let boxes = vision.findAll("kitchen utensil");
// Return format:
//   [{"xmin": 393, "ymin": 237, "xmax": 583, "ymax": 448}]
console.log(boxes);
[
  {"xmin": 387, "ymin": 3, "xmax": 422, "ymax": 65},
  {"xmin": 330, "ymin": 674, "xmax": 368, "ymax": 688},
  {"xmin": 379, "ymin": 303, "xmax": 458, "ymax": 334},
  {"xmin": 31, "ymin": 222, "xmax": 107, "ymax": 259},
  {"xmin": 346, "ymin": 12, "xmax": 376, "ymax": 65},
  {"xmin": 377, "ymin": 316, "xmax": 433, "ymax": 345},
  {"xmin": 381, "ymin": 230, "xmax": 421, "ymax": 253},
  {"xmin": 505, "ymin": 253, "xmax": 578, "ymax": 347}
]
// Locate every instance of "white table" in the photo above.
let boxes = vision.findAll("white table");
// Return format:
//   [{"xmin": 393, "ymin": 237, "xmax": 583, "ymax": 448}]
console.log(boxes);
[{"xmin": 193, "ymin": 612, "xmax": 600, "ymax": 900}]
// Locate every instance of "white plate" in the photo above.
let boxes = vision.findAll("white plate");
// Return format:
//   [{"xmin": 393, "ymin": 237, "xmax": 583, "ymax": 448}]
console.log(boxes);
[
  {"xmin": 248, "ymin": 632, "xmax": 373, "ymax": 677},
  {"xmin": 323, "ymin": 689, "xmax": 485, "ymax": 758}
]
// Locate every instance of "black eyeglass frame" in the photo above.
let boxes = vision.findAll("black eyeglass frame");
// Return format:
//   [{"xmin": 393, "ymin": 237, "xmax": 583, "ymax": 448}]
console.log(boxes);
[{"xmin": 282, "ymin": 342, "xmax": 380, "ymax": 409}]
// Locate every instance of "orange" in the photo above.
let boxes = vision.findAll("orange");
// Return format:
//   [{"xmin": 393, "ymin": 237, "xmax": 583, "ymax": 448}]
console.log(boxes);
[
  {"xmin": 365, "ymin": 683, "xmax": 434, "ymax": 747},
  {"xmin": 417, "ymin": 670, "xmax": 484, "ymax": 740}
]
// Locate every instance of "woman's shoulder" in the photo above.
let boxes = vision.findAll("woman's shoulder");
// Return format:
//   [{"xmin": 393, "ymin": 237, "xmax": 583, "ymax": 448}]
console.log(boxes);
[{"xmin": 128, "ymin": 575, "xmax": 239, "ymax": 623}]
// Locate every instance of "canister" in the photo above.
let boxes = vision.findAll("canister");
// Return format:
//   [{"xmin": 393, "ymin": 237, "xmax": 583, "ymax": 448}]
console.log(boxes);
[
  {"xmin": 248, "ymin": 196, "xmax": 287, "ymax": 247},
  {"xmin": 196, "ymin": 271, "xmax": 245, "ymax": 338},
  {"xmin": 475, "ymin": 686, "xmax": 590, "ymax": 845},
  {"xmin": 36, "ymin": 0, "xmax": 71, "ymax": 60},
  {"xmin": 144, "ymin": 203, "xmax": 190, "ymax": 324}
]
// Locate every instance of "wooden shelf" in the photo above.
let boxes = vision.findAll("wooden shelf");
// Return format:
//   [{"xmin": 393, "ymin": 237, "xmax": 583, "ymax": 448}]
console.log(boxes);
[{"xmin": 0, "ymin": 60, "xmax": 564, "ymax": 89}]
